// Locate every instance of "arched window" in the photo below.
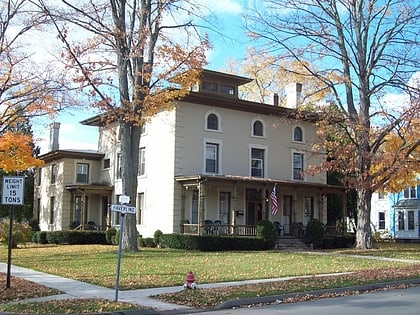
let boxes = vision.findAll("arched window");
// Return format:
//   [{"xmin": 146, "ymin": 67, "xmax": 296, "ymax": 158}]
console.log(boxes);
[
  {"xmin": 253, "ymin": 120, "xmax": 264, "ymax": 136},
  {"xmin": 293, "ymin": 126, "xmax": 303, "ymax": 142},
  {"xmin": 206, "ymin": 113, "xmax": 219, "ymax": 130}
]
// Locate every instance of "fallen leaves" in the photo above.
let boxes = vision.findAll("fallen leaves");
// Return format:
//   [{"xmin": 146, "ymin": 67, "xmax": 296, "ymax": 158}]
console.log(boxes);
[
  {"xmin": 156, "ymin": 265, "xmax": 420, "ymax": 308},
  {"xmin": 0, "ymin": 274, "xmax": 60, "ymax": 303}
]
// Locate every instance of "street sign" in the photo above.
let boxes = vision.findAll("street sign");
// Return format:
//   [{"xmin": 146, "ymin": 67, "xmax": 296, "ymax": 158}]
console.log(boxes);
[
  {"xmin": 2, "ymin": 176, "xmax": 25, "ymax": 205},
  {"xmin": 110, "ymin": 204, "xmax": 136, "ymax": 214},
  {"xmin": 119, "ymin": 195, "xmax": 130, "ymax": 204}
]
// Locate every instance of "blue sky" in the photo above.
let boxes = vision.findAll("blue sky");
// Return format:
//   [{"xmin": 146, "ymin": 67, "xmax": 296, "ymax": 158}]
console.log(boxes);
[{"xmin": 34, "ymin": 0, "xmax": 249, "ymax": 154}]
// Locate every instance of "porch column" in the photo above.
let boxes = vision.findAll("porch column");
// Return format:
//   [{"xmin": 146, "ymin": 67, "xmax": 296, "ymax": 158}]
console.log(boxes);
[
  {"xmin": 198, "ymin": 182, "xmax": 206, "ymax": 236},
  {"xmin": 231, "ymin": 186, "xmax": 237, "ymax": 235}
]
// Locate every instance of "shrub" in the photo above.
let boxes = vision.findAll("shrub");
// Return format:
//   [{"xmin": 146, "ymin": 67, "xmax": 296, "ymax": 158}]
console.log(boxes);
[
  {"xmin": 32, "ymin": 231, "xmax": 48, "ymax": 244},
  {"xmin": 106, "ymin": 228, "xmax": 117, "ymax": 244},
  {"xmin": 153, "ymin": 229, "xmax": 163, "ymax": 247},
  {"xmin": 256, "ymin": 220, "xmax": 276, "ymax": 249},
  {"xmin": 0, "ymin": 220, "xmax": 32, "ymax": 248},
  {"xmin": 142, "ymin": 237, "xmax": 155, "ymax": 247},
  {"xmin": 28, "ymin": 219, "xmax": 40, "ymax": 232},
  {"xmin": 304, "ymin": 219, "xmax": 325, "ymax": 248}
]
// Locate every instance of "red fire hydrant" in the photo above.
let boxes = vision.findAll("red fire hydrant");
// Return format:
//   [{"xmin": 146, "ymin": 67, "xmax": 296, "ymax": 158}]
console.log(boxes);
[{"xmin": 184, "ymin": 271, "xmax": 197, "ymax": 289}]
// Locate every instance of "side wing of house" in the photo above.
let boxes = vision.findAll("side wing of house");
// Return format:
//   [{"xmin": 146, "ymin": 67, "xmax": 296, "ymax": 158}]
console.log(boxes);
[{"xmin": 34, "ymin": 150, "xmax": 111, "ymax": 231}]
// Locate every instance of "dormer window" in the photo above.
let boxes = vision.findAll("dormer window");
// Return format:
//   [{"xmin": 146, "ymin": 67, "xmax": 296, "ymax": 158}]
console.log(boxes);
[
  {"xmin": 202, "ymin": 81, "xmax": 218, "ymax": 92},
  {"xmin": 220, "ymin": 84, "xmax": 235, "ymax": 96}
]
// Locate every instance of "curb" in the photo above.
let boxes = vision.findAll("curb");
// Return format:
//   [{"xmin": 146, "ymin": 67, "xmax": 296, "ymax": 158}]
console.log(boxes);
[{"xmin": 213, "ymin": 277, "xmax": 420, "ymax": 310}]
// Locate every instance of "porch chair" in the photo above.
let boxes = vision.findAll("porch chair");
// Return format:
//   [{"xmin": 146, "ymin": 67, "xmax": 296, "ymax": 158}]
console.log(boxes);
[
  {"xmin": 204, "ymin": 220, "xmax": 213, "ymax": 235},
  {"xmin": 273, "ymin": 221, "xmax": 284, "ymax": 237},
  {"xmin": 213, "ymin": 220, "xmax": 222, "ymax": 235}
]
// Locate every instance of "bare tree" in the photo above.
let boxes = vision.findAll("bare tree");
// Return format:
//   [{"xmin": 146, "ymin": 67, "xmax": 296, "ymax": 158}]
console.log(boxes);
[
  {"xmin": 39, "ymin": 0, "xmax": 209, "ymax": 251},
  {"xmin": 0, "ymin": 0, "xmax": 69, "ymax": 171},
  {"xmin": 246, "ymin": 0, "xmax": 420, "ymax": 249}
]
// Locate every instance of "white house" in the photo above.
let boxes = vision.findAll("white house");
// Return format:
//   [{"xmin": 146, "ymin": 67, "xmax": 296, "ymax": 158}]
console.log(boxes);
[{"xmin": 34, "ymin": 69, "xmax": 345, "ymax": 237}]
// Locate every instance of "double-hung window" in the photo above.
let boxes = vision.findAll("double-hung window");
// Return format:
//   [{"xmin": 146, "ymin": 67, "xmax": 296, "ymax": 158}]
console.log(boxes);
[
  {"xmin": 403, "ymin": 186, "xmax": 416, "ymax": 199},
  {"xmin": 293, "ymin": 152, "xmax": 304, "ymax": 180},
  {"xmin": 139, "ymin": 148, "xmax": 146, "ymax": 176},
  {"xmin": 76, "ymin": 163, "xmax": 89, "ymax": 183},
  {"xmin": 251, "ymin": 148, "xmax": 265, "ymax": 177},
  {"xmin": 205, "ymin": 143, "xmax": 219, "ymax": 174},
  {"xmin": 378, "ymin": 212, "xmax": 385, "ymax": 230},
  {"xmin": 51, "ymin": 164, "xmax": 57, "ymax": 184}
]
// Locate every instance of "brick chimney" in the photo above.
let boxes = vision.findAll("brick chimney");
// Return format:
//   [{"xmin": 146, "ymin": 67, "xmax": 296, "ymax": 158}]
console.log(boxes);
[
  {"xmin": 285, "ymin": 83, "xmax": 303, "ymax": 108},
  {"xmin": 49, "ymin": 122, "xmax": 60, "ymax": 151}
]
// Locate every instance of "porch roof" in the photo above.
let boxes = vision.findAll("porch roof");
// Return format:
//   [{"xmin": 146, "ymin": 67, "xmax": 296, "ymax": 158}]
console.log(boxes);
[
  {"xmin": 393, "ymin": 199, "xmax": 420, "ymax": 209},
  {"xmin": 175, "ymin": 174, "xmax": 344, "ymax": 194},
  {"xmin": 65, "ymin": 184, "xmax": 113, "ymax": 193}
]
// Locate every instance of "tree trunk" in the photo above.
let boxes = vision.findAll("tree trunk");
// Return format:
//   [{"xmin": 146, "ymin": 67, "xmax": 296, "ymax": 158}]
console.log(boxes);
[
  {"xmin": 120, "ymin": 121, "xmax": 141, "ymax": 252},
  {"xmin": 354, "ymin": 188, "xmax": 373, "ymax": 249}
]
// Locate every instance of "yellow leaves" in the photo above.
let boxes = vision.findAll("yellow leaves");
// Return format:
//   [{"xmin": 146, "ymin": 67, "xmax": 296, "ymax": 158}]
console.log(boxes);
[
  {"xmin": 225, "ymin": 48, "xmax": 331, "ymax": 105},
  {"xmin": 0, "ymin": 131, "xmax": 44, "ymax": 172}
]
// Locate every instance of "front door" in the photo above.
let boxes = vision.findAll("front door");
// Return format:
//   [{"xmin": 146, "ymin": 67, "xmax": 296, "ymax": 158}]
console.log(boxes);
[
  {"xmin": 246, "ymin": 189, "xmax": 263, "ymax": 225},
  {"xmin": 247, "ymin": 202, "xmax": 262, "ymax": 225},
  {"xmin": 283, "ymin": 195, "xmax": 292, "ymax": 235},
  {"xmin": 219, "ymin": 192, "xmax": 230, "ymax": 224}
]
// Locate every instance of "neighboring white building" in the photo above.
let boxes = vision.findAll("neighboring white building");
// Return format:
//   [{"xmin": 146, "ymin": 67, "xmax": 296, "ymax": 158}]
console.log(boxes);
[
  {"xmin": 34, "ymin": 69, "xmax": 345, "ymax": 237},
  {"xmin": 371, "ymin": 185, "xmax": 420, "ymax": 240}
]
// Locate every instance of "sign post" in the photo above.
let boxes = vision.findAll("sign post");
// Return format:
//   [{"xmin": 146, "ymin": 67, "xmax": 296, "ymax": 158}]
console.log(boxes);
[
  {"xmin": 2, "ymin": 176, "xmax": 25, "ymax": 289},
  {"xmin": 110, "ymin": 196, "xmax": 136, "ymax": 301}
]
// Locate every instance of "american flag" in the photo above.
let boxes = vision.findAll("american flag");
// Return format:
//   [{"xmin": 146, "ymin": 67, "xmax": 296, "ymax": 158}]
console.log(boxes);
[{"xmin": 270, "ymin": 184, "xmax": 278, "ymax": 215}]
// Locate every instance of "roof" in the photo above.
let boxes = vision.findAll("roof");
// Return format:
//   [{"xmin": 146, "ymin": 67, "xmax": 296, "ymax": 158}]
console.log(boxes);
[
  {"xmin": 393, "ymin": 199, "xmax": 420, "ymax": 209},
  {"xmin": 175, "ymin": 174, "xmax": 345, "ymax": 193},
  {"xmin": 65, "ymin": 184, "xmax": 113, "ymax": 192},
  {"xmin": 199, "ymin": 69, "xmax": 253, "ymax": 86},
  {"xmin": 39, "ymin": 150, "xmax": 104, "ymax": 163},
  {"xmin": 81, "ymin": 91, "xmax": 300, "ymax": 127},
  {"xmin": 80, "ymin": 69, "xmax": 310, "ymax": 127}
]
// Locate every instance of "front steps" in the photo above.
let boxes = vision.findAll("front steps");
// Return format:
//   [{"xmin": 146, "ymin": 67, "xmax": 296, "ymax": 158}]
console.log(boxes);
[{"xmin": 275, "ymin": 235, "xmax": 311, "ymax": 251}]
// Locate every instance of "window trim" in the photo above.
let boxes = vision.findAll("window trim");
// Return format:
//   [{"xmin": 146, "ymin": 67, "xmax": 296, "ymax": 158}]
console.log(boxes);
[
  {"xmin": 76, "ymin": 162, "xmax": 89, "ymax": 183},
  {"xmin": 136, "ymin": 192, "xmax": 145, "ymax": 225},
  {"xmin": 292, "ymin": 151, "xmax": 305, "ymax": 181},
  {"xmin": 51, "ymin": 164, "xmax": 57, "ymax": 184},
  {"xmin": 204, "ymin": 110, "xmax": 222, "ymax": 132},
  {"xmin": 251, "ymin": 118, "xmax": 265, "ymax": 138},
  {"xmin": 103, "ymin": 158, "xmax": 111, "ymax": 169},
  {"xmin": 139, "ymin": 147, "xmax": 146, "ymax": 176},
  {"xmin": 403, "ymin": 186, "xmax": 417, "ymax": 199},
  {"xmin": 204, "ymin": 139, "xmax": 222, "ymax": 174},
  {"xmin": 378, "ymin": 211, "xmax": 386, "ymax": 230},
  {"xmin": 292, "ymin": 126, "xmax": 304, "ymax": 143},
  {"xmin": 116, "ymin": 153, "xmax": 122, "ymax": 179},
  {"xmin": 249, "ymin": 145, "xmax": 267, "ymax": 178}
]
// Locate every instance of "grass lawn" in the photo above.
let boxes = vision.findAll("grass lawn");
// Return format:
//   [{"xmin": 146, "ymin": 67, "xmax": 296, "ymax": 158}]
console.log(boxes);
[
  {"xmin": 0, "ymin": 242, "xmax": 419, "ymax": 313},
  {"xmin": 0, "ymin": 243, "xmax": 416, "ymax": 289}
]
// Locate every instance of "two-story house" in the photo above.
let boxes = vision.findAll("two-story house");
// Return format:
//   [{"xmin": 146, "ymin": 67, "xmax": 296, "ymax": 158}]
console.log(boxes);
[
  {"xmin": 371, "ymin": 184, "xmax": 420, "ymax": 240},
  {"xmin": 34, "ymin": 69, "xmax": 345, "ymax": 237}
]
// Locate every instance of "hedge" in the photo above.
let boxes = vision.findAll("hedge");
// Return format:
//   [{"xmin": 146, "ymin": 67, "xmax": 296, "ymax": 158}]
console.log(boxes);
[
  {"xmin": 160, "ymin": 234, "xmax": 272, "ymax": 251},
  {"xmin": 32, "ymin": 230, "xmax": 107, "ymax": 245}
]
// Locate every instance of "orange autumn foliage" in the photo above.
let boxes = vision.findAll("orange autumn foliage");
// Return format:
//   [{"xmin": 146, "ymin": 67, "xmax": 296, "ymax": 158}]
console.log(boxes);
[{"xmin": 0, "ymin": 131, "xmax": 44, "ymax": 172}]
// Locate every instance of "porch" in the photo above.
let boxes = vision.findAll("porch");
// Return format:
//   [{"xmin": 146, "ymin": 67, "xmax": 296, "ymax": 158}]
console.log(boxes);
[
  {"xmin": 180, "ymin": 221, "xmax": 344, "ymax": 238},
  {"xmin": 175, "ymin": 174, "xmax": 346, "ymax": 239}
]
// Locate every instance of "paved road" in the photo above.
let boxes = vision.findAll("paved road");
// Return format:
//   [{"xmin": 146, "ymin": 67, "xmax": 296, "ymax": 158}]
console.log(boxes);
[{"xmin": 182, "ymin": 285, "xmax": 420, "ymax": 315}]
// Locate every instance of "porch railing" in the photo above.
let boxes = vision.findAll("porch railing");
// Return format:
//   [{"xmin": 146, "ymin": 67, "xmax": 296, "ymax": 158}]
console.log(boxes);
[{"xmin": 181, "ymin": 223, "xmax": 257, "ymax": 237}]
